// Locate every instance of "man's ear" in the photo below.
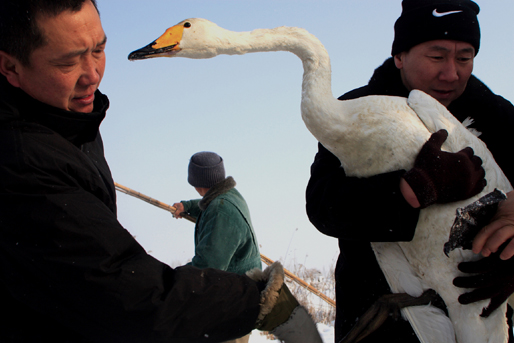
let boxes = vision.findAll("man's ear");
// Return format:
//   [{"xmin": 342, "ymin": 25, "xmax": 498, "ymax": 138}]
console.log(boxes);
[
  {"xmin": 393, "ymin": 53, "xmax": 404, "ymax": 70},
  {"xmin": 0, "ymin": 51, "xmax": 22, "ymax": 88}
]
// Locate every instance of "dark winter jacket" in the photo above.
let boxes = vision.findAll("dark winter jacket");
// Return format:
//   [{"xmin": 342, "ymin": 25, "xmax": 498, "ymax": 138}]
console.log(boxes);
[
  {"xmin": 0, "ymin": 76, "xmax": 260, "ymax": 343},
  {"xmin": 181, "ymin": 177, "xmax": 262, "ymax": 275},
  {"xmin": 306, "ymin": 58, "xmax": 514, "ymax": 343}
]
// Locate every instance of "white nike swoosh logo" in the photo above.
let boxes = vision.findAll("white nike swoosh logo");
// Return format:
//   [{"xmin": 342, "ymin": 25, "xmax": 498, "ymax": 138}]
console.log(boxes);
[{"xmin": 433, "ymin": 9, "xmax": 463, "ymax": 17}]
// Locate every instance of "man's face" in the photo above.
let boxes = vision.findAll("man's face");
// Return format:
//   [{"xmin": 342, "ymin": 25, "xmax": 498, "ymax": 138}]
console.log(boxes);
[
  {"xmin": 394, "ymin": 40, "xmax": 475, "ymax": 107},
  {"xmin": 12, "ymin": 1, "xmax": 106, "ymax": 113}
]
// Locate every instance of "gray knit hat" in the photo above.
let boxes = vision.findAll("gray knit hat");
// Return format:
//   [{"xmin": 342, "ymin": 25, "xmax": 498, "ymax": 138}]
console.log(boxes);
[
  {"xmin": 188, "ymin": 151, "xmax": 226, "ymax": 188},
  {"xmin": 392, "ymin": 0, "xmax": 481, "ymax": 56}
]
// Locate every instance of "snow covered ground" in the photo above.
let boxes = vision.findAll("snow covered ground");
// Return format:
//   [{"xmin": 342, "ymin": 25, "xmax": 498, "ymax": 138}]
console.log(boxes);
[{"xmin": 249, "ymin": 323, "xmax": 334, "ymax": 342}]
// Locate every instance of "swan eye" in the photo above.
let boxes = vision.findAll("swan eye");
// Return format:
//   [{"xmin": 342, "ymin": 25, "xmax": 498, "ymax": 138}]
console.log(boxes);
[{"xmin": 184, "ymin": 22, "xmax": 191, "ymax": 28}]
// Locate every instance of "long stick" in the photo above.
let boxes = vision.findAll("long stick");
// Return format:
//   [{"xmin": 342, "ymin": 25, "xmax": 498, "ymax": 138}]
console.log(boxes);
[
  {"xmin": 115, "ymin": 182, "xmax": 197, "ymax": 223},
  {"xmin": 114, "ymin": 182, "xmax": 336, "ymax": 308},
  {"xmin": 260, "ymin": 255, "xmax": 336, "ymax": 308}
]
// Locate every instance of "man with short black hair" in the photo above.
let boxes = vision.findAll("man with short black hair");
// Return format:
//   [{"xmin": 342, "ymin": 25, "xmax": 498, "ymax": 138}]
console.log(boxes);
[{"xmin": 0, "ymin": 1, "xmax": 319, "ymax": 342}]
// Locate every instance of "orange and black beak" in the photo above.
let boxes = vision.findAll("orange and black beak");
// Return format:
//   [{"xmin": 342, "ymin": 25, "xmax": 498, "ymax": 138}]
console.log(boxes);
[{"xmin": 128, "ymin": 24, "xmax": 185, "ymax": 60}]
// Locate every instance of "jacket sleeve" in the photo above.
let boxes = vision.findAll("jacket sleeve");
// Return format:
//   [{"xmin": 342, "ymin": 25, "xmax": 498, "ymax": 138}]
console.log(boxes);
[
  {"xmin": 0, "ymin": 129, "xmax": 260, "ymax": 343},
  {"xmin": 476, "ymin": 94, "xmax": 514, "ymax": 183},
  {"xmin": 191, "ymin": 202, "xmax": 244, "ymax": 271},
  {"xmin": 306, "ymin": 142, "xmax": 421, "ymax": 242},
  {"xmin": 182, "ymin": 199, "xmax": 202, "ymax": 218}
]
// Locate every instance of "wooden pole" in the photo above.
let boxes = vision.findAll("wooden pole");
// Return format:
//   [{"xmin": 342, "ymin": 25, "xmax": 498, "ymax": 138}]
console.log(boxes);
[
  {"xmin": 115, "ymin": 182, "xmax": 197, "ymax": 223},
  {"xmin": 260, "ymin": 255, "xmax": 336, "ymax": 308},
  {"xmin": 114, "ymin": 182, "xmax": 335, "ymax": 308}
]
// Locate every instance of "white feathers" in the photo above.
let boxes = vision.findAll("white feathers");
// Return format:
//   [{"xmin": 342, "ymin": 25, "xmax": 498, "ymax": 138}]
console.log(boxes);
[{"xmin": 462, "ymin": 117, "xmax": 482, "ymax": 137}]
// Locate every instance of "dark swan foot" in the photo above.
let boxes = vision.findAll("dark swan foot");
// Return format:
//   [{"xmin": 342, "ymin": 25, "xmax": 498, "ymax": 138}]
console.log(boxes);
[
  {"xmin": 339, "ymin": 289, "xmax": 445, "ymax": 343},
  {"xmin": 444, "ymin": 189, "xmax": 507, "ymax": 257}
]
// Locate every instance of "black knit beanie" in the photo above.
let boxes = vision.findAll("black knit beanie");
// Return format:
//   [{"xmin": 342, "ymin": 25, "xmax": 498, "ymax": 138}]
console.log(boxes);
[
  {"xmin": 392, "ymin": 0, "xmax": 480, "ymax": 56},
  {"xmin": 188, "ymin": 151, "xmax": 226, "ymax": 188}
]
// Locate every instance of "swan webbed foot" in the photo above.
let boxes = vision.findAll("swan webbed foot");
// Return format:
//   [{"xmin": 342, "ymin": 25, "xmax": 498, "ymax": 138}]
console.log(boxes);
[
  {"xmin": 340, "ymin": 289, "xmax": 444, "ymax": 343},
  {"xmin": 444, "ymin": 189, "xmax": 506, "ymax": 257}
]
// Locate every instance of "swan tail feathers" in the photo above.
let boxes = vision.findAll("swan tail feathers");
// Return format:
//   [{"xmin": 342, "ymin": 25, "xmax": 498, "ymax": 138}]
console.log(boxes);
[
  {"xmin": 402, "ymin": 305, "xmax": 456, "ymax": 343},
  {"xmin": 372, "ymin": 243, "xmax": 456, "ymax": 343}
]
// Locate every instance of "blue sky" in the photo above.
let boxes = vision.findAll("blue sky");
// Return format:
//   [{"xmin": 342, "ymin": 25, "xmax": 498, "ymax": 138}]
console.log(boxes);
[{"xmin": 96, "ymin": 0, "xmax": 514, "ymax": 270}]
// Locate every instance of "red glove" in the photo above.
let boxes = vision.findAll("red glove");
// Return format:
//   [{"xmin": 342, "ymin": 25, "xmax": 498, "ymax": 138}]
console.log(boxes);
[{"xmin": 403, "ymin": 130, "xmax": 486, "ymax": 208}]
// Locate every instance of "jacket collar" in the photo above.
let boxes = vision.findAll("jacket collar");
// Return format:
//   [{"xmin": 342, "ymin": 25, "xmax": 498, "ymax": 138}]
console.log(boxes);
[
  {"xmin": 199, "ymin": 176, "xmax": 236, "ymax": 211},
  {"xmin": 0, "ymin": 76, "xmax": 109, "ymax": 147},
  {"xmin": 367, "ymin": 58, "xmax": 410, "ymax": 97}
]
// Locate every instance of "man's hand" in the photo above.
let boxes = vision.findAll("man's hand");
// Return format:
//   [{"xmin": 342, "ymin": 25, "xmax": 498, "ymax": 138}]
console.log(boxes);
[
  {"xmin": 472, "ymin": 190, "xmax": 514, "ymax": 260},
  {"xmin": 453, "ymin": 247, "xmax": 514, "ymax": 317},
  {"xmin": 247, "ymin": 262, "xmax": 323, "ymax": 342},
  {"xmin": 402, "ymin": 129, "xmax": 486, "ymax": 208},
  {"xmin": 172, "ymin": 202, "xmax": 185, "ymax": 219},
  {"xmin": 452, "ymin": 191, "xmax": 514, "ymax": 317}
]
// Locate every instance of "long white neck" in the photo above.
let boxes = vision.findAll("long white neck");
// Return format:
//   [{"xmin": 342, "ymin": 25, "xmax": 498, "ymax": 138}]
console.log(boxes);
[
  {"xmin": 211, "ymin": 26, "xmax": 330, "ymax": 68},
  {"xmin": 199, "ymin": 26, "xmax": 337, "ymax": 141}
]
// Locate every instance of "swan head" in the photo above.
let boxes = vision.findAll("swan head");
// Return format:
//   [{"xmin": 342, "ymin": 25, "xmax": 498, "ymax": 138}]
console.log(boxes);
[{"xmin": 128, "ymin": 18, "xmax": 227, "ymax": 60}]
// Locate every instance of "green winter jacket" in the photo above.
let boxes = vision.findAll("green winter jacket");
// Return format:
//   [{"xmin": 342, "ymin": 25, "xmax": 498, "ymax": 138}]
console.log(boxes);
[{"xmin": 182, "ymin": 177, "xmax": 262, "ymax": 274}]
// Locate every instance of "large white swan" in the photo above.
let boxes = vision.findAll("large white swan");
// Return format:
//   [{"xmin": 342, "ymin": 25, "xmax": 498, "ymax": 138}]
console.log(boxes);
[{"xmin": 128, "ymin": 18, "xmax": 513, "ymax": 343}]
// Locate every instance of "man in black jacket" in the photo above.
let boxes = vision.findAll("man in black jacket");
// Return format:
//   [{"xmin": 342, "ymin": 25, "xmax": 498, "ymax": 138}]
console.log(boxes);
[
  {"xmin": 0, "ymin": 1, "xmax": 318, "ymax": 342},
  {"xmin": 306, "ymin": 0, "xmax": 514, "ymax": 342}
]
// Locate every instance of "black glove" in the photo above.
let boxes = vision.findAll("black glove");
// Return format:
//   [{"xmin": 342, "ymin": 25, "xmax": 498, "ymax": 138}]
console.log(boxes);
[
  {"xmin": 403, "ymin": 129, "xmax": 486, "ymax": 208},
  {"xmin": 453, "ymin": 244, "xmax": 514, "ymax": 317}
]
